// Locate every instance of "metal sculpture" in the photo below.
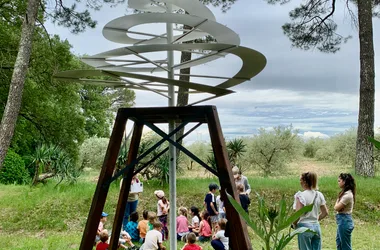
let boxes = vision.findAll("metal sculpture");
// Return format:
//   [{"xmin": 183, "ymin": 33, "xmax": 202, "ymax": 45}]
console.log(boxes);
[
  {"xmin": 55, "ymin": 0, "xmax": 266, "ymax": 249},
  {"xmin": 54, "ymin": 0, "xmax": 266, "ymax": 104}
]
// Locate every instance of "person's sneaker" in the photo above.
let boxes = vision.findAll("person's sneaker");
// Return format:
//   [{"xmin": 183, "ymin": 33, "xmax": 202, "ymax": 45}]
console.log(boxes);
[
  {"xmin": 131, "ymin": 246, "xmax": 138, "ymax": 250},
  {"xmin": 181, "ymin": 234, "xmax": 187, "ymax": 242}
]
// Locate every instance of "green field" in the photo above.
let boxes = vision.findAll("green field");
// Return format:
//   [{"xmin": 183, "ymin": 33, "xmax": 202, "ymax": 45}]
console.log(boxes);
[{"xmin": 0, "ymin": 161, "xmax": 379, "ymax": 249}]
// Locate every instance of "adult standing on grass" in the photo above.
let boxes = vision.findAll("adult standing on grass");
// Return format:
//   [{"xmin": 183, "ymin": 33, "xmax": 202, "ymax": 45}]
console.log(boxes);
[
  {"xmin": 334, "ymin": 173, "xmax": 356, "ymax": 250},
  {"xmin": 120, "ymin": 175, "xmax": 141, "ymax": 231},
  {"xmin": 293, "ymin": 172, "xmax": 329, "ymax": 250},
  {"xmin": 232, "ymin": 166, "xmax": 251, "ymax": 195}
]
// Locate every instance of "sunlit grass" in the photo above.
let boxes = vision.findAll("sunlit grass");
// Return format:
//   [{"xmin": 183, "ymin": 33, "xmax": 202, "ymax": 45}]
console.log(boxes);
[{"xmin": 0, "ymin": 166, "xmax": 379, "ymax": 249}]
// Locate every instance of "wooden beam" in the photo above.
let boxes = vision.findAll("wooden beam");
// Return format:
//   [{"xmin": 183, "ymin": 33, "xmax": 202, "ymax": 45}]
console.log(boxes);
[
  {"xmin": 109, "ymin": 122, "xmax": 144, "ymax": 250},
  {"xmin": 79, "ymin": 111, "xmax": 127, "ymax": 250},
  {"xmin": 205, "ymin": 106, "xmax": 252, "ymax": 250}
]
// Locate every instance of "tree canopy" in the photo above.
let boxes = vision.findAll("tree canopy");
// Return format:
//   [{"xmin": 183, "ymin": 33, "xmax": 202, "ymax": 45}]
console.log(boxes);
[{"xmin": 0, "ymin": 2, "xmax": 135, "ymax": 165}]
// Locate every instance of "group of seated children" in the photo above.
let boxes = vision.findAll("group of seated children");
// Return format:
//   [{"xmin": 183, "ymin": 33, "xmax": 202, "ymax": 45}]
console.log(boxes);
[
  {"xmin": 95, "ymin": 183, "xmax": 249, "ymax": 250},
  {"xmin": 95, "ymin": 209, "xmax": 167, "ymax": 250},
  {"xmin": 177, "ymin": 206, "xmax": 229, "ymax": 250},
  {"xmin": 95, "ymin": 211, "xmax": 138, "ymax": 250},
  {"xmin": 176, "ymin": 182, "xmax": 247, "ymax": 250}
]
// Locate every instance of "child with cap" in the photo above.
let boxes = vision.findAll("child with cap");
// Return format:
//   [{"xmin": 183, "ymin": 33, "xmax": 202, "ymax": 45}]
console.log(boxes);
[
  {"xmin": 154, "ymin": 190, "xmax": 169, "ymax": 241},
  {"xmin": 95, "ymin": 212, "xmax": 108, "ymax": 243}
]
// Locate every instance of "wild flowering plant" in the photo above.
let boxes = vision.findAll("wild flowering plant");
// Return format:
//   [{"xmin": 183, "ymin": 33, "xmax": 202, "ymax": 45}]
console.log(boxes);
[{"xmin": 226, "ymin": 192, "xmax": 315, "ymax": 250}]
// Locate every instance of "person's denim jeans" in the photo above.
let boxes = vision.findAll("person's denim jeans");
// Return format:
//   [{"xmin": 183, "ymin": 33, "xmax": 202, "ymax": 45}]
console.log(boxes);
[
  {"xmin": 297, "ymin": 222, "xmax": 322, "ymax": 250},
  {"xmin": 336, "ymin": 214, "xmax": 354, "ymax": 250},
  {"xmin": 122, "ymin": 200, "xmax": 138, "ymax": 231},
  {"xmin": 211, "ymin": 239, "xmax": 225, "ymax": 250}
]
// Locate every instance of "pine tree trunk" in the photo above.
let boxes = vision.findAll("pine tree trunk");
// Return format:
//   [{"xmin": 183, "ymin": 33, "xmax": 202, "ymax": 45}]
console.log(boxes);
[
  {"xmin": 0, "ymin": 0, "xmax": 39, "ymax": 170},
  {"xmin": 355, "ymin": 0, "xmax": 375, "ymax": 177}
]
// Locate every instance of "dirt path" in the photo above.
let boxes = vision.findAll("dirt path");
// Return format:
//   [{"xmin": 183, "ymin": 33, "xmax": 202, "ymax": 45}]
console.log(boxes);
[{"xmin": 180, "ymin": 157, "xmax": 352, "ymax": 178}]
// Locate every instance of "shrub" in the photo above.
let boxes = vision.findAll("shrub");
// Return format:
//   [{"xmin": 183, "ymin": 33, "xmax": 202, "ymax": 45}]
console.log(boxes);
[
  {"xmin": 314, "ymin": 128, "xmax": 356, "ymax": 165},
  {"xmin": 245, "ymin": 125, "xmax": 302, "ymax": 176},
  {"xmin": 227, "ymin": 192, "xmax": 314, "ymax": 250},
  {"xmin": 0, "ymin": 150, "xmax": 29, "ymax": 185},
  {"xmin": 78, "ymin": 137, "xmax": 109, "ymax": 169},
  {"xmin": 303, "ymin": 138, "xmax": 324, "ymax": 158}
]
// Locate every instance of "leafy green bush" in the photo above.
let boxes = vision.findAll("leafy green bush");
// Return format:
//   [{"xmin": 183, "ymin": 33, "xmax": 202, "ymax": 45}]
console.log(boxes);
[
  {"xmin": 303, "ymin": 138, "xmax": 324, "ymax": 158},
  {"xmin": 314, "ymin": 128, "xmax": 356, "ymax": 165},
  {"xmin": 0, "ymin": 150, "xmax": 29, "ymax": 185},
  {"xmin": 78, "ymin": 137, "xmax": 109, "ymax": 169},
  {"xmin": 244, "ymin": 125, "xmax": 302, "ymax": 176}
]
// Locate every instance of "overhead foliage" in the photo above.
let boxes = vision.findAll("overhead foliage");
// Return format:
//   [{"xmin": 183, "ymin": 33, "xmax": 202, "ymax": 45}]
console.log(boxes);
[
  {"xmin": 264, "ymin": 0, "xmax": 377, "ymax": 177},
  {"xmin": 0, "ymin": 0, "xmax": 137, "ymax": 170},
  {"xmin": 0, "ymin": 3, "xmax": 135, "ymax": 165},
  {"xmin": 264, "ymin": 0, "xmax": 380, "ymax": 53}
]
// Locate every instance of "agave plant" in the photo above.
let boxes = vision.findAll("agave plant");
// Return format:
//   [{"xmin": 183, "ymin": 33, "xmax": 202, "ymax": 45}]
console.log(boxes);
[
  {"xmin": 226, "ymin": 192, "xmax": 315, "ymax": 250},
  {"xmin": 28, "ymin": 144, "xmax": 79, "ymax": 186}
]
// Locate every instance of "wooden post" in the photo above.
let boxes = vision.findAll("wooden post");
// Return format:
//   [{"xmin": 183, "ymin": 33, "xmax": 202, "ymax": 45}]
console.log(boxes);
[
  {"xmin": 206, "ymin": 106, "xmax": 252, "ymax": 250},
  {"xmin": 109, "ymin": 122, "xmax": 144, "ymax": 250},
  {"xmin": 79, "ymin": 111, "xmax": 127, "ymax": 250}
]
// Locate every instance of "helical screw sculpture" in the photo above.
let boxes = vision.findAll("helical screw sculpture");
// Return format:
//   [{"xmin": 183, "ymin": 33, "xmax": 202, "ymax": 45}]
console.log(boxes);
[
  {"xmin": 55, "ymin": 1, "xmax": 266, "ymax": 249},
  {"xmin": 55, "ymin": 0, "xmax": 266, "ymax": 105}
]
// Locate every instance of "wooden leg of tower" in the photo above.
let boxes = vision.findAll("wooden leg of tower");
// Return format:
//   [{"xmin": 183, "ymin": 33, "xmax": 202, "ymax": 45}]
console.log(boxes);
[
  {"xmin": 79, "ymin": 111, "xmax": 127, "ymax": 250},
  {"xmin": 206, "ymin": 106, "xmax": 252, "ymax": 250},
  {"xmin": 109, "ymin": 122, "xmax": 144, "ymax": 250}
]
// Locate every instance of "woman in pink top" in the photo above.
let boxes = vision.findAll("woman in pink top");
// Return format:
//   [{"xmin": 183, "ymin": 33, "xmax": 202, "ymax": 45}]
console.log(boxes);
[
  {"xmin": 177, "ymin": 207, "xmax": 190, "ymax": 240},
  {"xmin": 195, "ymin": 211, "xmax": 212, "ymax": 242}
]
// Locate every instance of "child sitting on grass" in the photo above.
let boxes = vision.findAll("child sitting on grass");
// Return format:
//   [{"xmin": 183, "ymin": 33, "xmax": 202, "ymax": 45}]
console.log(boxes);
[
  {"xmin": 119, "ymin": 231, "xmax": 138, "ymax": 250},
  {"xmin": 188, "ymin": 206, "xmax": 201, "ymax": 235},
  {"xmin": 147, "ymin": 211, "xmax": 158, "ymax": 231},
  {"xmin": 95, "ymin": 212, "xmax": 108, "ymax": 243},
  {"xmin": 181, "ymin": 232, "xmax": 203, "ymax": 250},
  {"xmin": 126, "ymin": 211, "xmax": 140, "ymax": 242},
  {"xmin": 211, "ymin": 218, "xmax": 229, "ymax": 250},
  {"xmin": 177, "ymin": 207, "xmax": 189, "ymax": 241},
  {"xmin": 137, "ymin": 210, "xmax": 149, "ymax": 243},
  {"xmin": 194, "ymin": 211, "xmax": 212, "ymax": 242},
  {"xmin": 143, "ymin": 221, "xmax": 166, "ymax": 250},
  {"xmin": 96, "ymin": 230, "xmax": 109, "ymax": 250}
]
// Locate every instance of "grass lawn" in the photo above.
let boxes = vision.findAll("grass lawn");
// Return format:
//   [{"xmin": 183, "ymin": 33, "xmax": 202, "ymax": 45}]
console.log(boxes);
[{"xmin": 0, "ymin": 161, "xmax": 379, "ymax": 249}]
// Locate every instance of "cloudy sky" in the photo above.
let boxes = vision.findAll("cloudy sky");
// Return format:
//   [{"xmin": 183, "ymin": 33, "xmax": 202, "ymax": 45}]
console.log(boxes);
[{"xmin": 45, "ymin": 0, "xmax": 380, "ymax": 143}]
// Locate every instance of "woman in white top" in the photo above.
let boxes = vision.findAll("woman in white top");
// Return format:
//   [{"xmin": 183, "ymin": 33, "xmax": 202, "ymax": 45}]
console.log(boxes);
[
  {"xmin": 293, "ymin": 172, "xmax": 328, "ymax": 250},
  {"xmin": 334, "ymin": 173, "xmax": 356, "ymax": 250}
]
